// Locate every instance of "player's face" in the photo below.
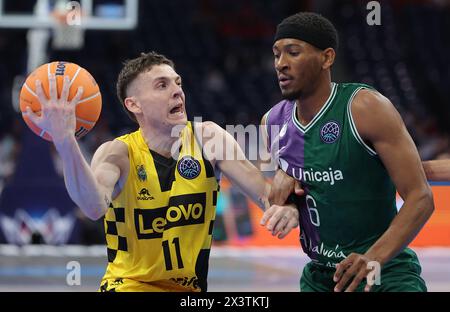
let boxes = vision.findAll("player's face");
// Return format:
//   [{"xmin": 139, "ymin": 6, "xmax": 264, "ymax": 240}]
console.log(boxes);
[
  {"xmin": 133, "ymin": 64, "xmax": 187, "ymax": 128},
  {"xmin": 273, "ymin": 39, "xmax": 323, "ymax": 100}
]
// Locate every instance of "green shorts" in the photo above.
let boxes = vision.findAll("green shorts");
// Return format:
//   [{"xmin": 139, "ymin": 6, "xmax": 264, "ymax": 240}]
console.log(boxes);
[{"xmin": 300, "ymin": 248, "xmax": 427, "ymax": 292}]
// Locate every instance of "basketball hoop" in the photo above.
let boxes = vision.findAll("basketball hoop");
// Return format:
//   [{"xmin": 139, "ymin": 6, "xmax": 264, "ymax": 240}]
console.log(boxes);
[
  {"xmin": 0, "ymin": 0, "xmax": 138, "ymax": 70},
  {"xmin": 51, "ymin": 0, "xmax": 85, "ymax": 50}
]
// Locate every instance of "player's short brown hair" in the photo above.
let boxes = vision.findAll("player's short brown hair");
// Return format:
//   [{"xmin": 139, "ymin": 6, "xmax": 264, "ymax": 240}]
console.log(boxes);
[{"xmin": 116, "ymin": 51, "xmax": 175, "ymax": 123}]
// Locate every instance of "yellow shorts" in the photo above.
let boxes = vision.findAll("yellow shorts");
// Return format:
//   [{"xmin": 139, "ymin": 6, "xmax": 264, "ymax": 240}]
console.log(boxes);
[{"xmin": 99, "ymin": 278, "xmax": 200, "ymax": 292}]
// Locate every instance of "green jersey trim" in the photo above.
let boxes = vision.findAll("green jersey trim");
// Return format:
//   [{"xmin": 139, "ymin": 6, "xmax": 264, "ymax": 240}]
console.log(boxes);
[
  {"xmin": 347, "ymin": 87, "xmax": 378, "ymax": 156},
  {"xmin": 292, "ymin": 82, "xmax": 337, "ymax": 134}
]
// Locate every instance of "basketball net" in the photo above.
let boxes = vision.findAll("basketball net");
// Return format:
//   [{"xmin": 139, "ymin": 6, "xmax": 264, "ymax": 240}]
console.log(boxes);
[{"xmin": 51, "ymin": 0, "xmax": 85, "ymax": 50}]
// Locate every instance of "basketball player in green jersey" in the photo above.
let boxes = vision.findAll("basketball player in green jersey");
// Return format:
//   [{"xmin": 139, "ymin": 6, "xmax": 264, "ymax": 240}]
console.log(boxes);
[
  {"xmin": 260, "ymin": 12, "xmax": 434, "ymax": 292},
  {"xmin": 24, "ymin": 52, "xmax": 299, "ymax": 291}
]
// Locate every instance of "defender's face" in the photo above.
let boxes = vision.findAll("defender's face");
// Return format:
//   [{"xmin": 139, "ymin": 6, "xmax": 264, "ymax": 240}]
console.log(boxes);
[
  {"xmin": 273, "ymin": 38, "xmax": 323, "ymax": 100},
  {"xmin": 132, "ymin": 64, "xmax": 187, "ymax": 128}
]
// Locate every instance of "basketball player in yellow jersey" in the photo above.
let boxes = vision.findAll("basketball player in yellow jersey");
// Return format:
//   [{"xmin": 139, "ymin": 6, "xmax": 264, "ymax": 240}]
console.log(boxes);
[{"xmin": 24, "ymin": 51, "xmax": 299, "ymax": 292}]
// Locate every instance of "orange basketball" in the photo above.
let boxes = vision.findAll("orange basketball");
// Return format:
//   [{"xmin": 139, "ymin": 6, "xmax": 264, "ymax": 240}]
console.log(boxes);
[{"xmin": 19, "ymin": 61, "xmax": 102, "ymax": 141}]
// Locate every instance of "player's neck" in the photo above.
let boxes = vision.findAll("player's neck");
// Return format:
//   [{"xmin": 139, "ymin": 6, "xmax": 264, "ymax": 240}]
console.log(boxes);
[
  {"xmin": 295, "ymin": 77, "xmax": 333, "ymax": 126},
  {"xmin": 140, "ymin": 124, "xmax": 183, "ymax": 159}
]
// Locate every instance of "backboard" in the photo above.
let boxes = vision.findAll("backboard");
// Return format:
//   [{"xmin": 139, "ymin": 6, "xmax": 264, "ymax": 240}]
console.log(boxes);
[{"xmin": 0, "ymin": 0, "xmax": 138, "ymax": 30}]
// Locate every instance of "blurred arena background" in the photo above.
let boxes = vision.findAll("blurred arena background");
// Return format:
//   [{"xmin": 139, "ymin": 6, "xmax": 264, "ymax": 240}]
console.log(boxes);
[{"xmin": 1, "ymin": 0, "xmax": 450, "ymax": 292}]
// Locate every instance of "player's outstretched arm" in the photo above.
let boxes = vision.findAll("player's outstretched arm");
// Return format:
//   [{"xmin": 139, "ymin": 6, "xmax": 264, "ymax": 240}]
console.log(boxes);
[
  {"xmin": 197, "ymin": 121, "xmax": 269, "ymax": 208},
  {"xmin": 24, "ymin": 74, "xmax": 123, "ymax": 220},
  {"xmin": 422, "ymin": 159, "xmax": 450, "ymax": 181},
  {"xmin": 333, "ymin": 89, "xmax": 434, "ymax": 292},
  {"xmin": 197, "ymin": 121, "xmax": 299, "ymax": 238}
]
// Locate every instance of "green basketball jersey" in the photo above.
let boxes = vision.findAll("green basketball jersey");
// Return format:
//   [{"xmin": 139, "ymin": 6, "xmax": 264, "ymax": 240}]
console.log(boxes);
[{"xmin": 266, "ymin": 82, "xmax": 398, "ymax": 267}]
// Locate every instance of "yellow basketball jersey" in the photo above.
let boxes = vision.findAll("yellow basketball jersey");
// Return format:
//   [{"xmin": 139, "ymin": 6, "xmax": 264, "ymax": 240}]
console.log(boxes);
[{"xmin": 100, "ymin": 122, "xmax": 219, "ymax": 292}]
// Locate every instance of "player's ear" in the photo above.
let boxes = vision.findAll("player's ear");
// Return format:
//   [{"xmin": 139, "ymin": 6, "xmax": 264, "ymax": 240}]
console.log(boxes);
[
  {"xmin": 124, "ymin": 97, "xmax": 141, "ymax": 114},
  {"xmin": 321, "ymin": 48, "xmax": 335, "ymax": 70}
]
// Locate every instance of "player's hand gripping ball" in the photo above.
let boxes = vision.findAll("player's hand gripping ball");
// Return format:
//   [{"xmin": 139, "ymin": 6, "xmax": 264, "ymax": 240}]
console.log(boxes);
[{"xmin": 19, "ymin": 61, "xmax": 102, "ymax": 141}]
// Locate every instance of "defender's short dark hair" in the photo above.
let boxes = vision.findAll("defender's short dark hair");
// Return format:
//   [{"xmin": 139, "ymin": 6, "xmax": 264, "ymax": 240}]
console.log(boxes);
[
  {"xmin": 275, "ymin": 12, "xmax": 338, "ymax": 51},
  {"xmin": 116, "ymin": 51, "xmax": 175, "ymax": 123}
]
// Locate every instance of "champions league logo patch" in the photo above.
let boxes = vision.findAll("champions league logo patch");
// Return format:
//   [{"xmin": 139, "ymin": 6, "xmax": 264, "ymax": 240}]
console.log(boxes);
[
  {"xmin": 320, "ymin": 121, "xmax": 341, "ymax": 144},
  {"xmin": 177, "ymin": 156, "xmax": 201, "ymax": 179}
]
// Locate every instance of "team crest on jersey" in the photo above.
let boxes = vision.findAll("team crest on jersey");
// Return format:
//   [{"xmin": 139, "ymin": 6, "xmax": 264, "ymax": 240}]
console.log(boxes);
[
  {"xmin": 136, "ymin": 165, "xmax": 147, "ymax": 182},
  {"xmin": 320, "ymin": 120, "xmax": 341, "ymax": 144},
  {"xmin": 177, "ymin": 156, "xmax": 201, "ymax": 179}
]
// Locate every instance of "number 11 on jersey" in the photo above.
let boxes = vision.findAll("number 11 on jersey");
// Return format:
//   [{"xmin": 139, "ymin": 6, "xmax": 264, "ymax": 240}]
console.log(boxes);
[{"xmin": 162, "ymin": 237, "xmax": 184, "ymax": 270}]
